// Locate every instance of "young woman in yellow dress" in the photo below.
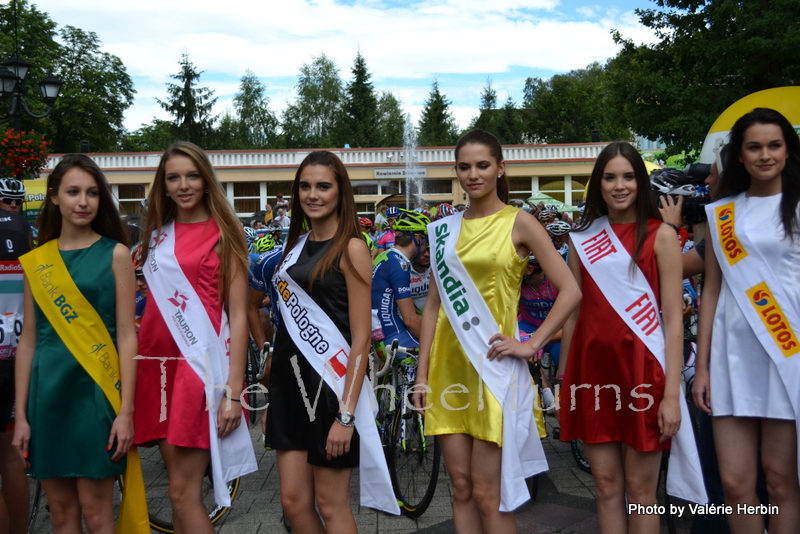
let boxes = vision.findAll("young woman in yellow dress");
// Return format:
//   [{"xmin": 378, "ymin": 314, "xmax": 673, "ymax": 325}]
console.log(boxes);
[{"xmin": 413, "ymin": 129, "xmax": 580, "ymax": 533}]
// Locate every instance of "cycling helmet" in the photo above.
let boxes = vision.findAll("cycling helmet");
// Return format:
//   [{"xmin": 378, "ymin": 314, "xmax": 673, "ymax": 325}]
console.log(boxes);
[
  {"xmin": 650, "ymin": 168, "xmax": 697, "ymax": 197},
  {"xmin": 546, "ymin": 221, "xmax": 571, "ymax": 236},
  {"xmin": 244, "ymin": 226, "xmax": 258, "ymax": 242},
  {"xmin": 528, "ymin": 254, "xmax": 539, "ymax": 265},
  {"xmin": 385, "ymin": 206, "xmax": 401, "ymax": 219},
  {"xmin": 537, "ymin": 210, "xmax": 557, "ymax": 223},
  {"xmin": 544, "ymin": 204, "xmax": 561, "ymax": 214},
  {"xmin": 435, "ymin": 203, "xmax": 456, "ymax": 219},
  {"xmin": 359, "ymin": 217, "xmax": 373, "ymax": 228},
  {"xmin": 0, "ymin": 177, "xmax": 25, "ymax": 198},
  {"xmin": 415, "ymin": 207, "xmax": 431, "ymax": 220},
  {"xmin": 255, "ymin": 235, "xmax": 276, "ymax": 254},
  {"xmin": 392, "ymin": 208, "xmax": 430, "ymax": 234}
]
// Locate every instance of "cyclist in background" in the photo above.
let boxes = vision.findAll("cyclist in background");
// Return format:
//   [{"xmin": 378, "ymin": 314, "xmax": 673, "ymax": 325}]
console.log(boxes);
[
  {"xmin": 0, "ymin": 177, "xmax": 30, "ymax": 534},
  {"xmin": 248, "ymin": 234, "xmax": 283, "ymax": 362},
  {"xmin": 371, "ymin": 209, "xmax": 430, "ymax": 349},
  {"xmin": 376, "ymin": 206, "xmax": 400, "ymax": 252},
  {"xmin": 359, "ymin": 217, "xmax": 378, "ymax": 259},
  {"xmin": 409, "ymin": 240, "xmax": 430, "ymax": 315},
  {"xmin": 546, "ymin": 220, "xmax": 571, "ymax": 260}
]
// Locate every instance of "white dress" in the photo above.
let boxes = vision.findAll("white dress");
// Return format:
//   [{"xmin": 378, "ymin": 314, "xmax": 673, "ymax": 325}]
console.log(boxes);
[{"xmin": 710, "ymin": 193, "xmax": 800, "ymax": 419}]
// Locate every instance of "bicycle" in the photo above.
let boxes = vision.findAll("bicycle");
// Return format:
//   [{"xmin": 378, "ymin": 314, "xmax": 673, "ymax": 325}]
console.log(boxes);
[
  {"xmin": 27, "ymin": 474, "xmax": 43, "ymax": 534},
  {"xmin": 373, "ymin": 339, "xmax": 441, "ymax": 518},
  {"xmin": 244, "ymin": 341, "xmax": 271, "ymax": 426}
]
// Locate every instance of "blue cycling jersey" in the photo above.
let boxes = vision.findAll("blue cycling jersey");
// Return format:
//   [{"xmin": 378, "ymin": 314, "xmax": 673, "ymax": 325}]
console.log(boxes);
[
  {"xmin": 371, "ymin": 248, "xmax": 419, "ymax": 348},
  {"xmin": 250, "ymin": 246, "xmax": 284, "ymax": 325}
]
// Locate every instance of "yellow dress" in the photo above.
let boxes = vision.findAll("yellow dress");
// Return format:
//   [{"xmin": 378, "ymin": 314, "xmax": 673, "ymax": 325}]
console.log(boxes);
[{"xmin": 427, "ymin": 205, "xmax": 543, "ymax": 444}]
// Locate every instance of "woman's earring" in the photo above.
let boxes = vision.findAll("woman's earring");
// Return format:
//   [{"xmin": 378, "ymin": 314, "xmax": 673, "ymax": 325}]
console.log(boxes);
[
  {"xmin": 166, "ymin": 192, "xmax": 170, "ymax": 197},
  {"xmin": 497, "ymin": 174, "xmax": 502, "ymax": 178}
]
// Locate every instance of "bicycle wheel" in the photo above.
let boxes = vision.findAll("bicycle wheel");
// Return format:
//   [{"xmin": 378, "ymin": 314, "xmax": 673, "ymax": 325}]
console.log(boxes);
[
  {"xmin": 27, "ymin": 474, "xmax": 43, "ymax": 534},
  {"xmin": 387, "ymin": 407, "xmax": 441, "ymax": 518},
  {"xmin": 129, "ymin": 446, "xmax": 240, "ymax": 533},
  {"xmin": 571, "ymin": 439, "xmax": 592, "ymax": 474},
  {"xmin": 245, "ymin": 342, "xmax": 265, "ymax": 426}
]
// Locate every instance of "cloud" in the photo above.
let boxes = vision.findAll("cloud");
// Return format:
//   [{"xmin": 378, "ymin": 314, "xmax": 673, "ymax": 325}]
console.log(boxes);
[{"xmin": 31, "ymin": 0, "xmax": 657, "ymax": 131}]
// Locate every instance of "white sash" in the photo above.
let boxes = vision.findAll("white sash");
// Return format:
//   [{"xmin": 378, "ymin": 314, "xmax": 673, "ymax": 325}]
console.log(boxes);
[
  {"xmin": 273, "ymin": 233, "xmax": 399, "ymax": 515},
  {"xmin": 573, "ymin": 216, "xmax": 707, "ymax": 504},
  {"xmin": 706, "ymin": 194, "xmax": 800, "ymax": 481},
  {"xmin": 428, "ymin": 211, "xmax": 547, "ymax": 513},
  {"xmin": 143, "ymin": 221, "xmax": 258, "ymax": 507}
]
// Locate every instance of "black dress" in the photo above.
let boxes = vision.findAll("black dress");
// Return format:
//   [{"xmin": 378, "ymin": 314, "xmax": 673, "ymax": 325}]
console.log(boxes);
[{"xmin": 266, "ymin": 238, "xmax": 360, "ymax": 468}]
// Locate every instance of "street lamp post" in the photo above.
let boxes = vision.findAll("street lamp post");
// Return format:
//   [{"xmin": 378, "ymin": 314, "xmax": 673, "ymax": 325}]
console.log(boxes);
[{"xmin": 0, "ymin": 53, "xmax": 63, "ymax": 131}]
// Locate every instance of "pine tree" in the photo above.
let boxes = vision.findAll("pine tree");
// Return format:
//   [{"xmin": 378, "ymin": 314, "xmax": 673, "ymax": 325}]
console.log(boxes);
[
  {"xmin": 337, "ymin": 51, "xmax": 379, "ymax": 147},
  {"xmin": 376, "ymin": 92, "xmax": 405, "ymax": 147},
  {"xmin": 469, "ymin": 78, "xmax": 498, "ymax": 133},
  {"xmin": 417, "ymin": 80, "xmax": 459, "ymax": 147},
  {"xmin": 494, "ymin": 96, "xmax": 524, "ymax": 145},
  {"xmin": 157, "ymin": 52, "xmax": 217, "ymax": 146}
]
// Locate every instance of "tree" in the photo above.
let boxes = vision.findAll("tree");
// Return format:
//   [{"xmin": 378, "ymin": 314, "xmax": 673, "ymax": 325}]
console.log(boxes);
[
  {"xmin": 607, "ymin": 0, "xmax": 800, "ymax": 156},
  {"xmin": 376, "ymin": 91, "xmax": 405, "ymax": 147},
  {"xmin": 494, "ymin": 96, "xmax": 524, "ymax": 145},
  {"xmin": 337, "ymin": 51, "xmax": 379, "ymax": 148},
  {"xmin": 232, "ymin": 70, "xmax": 278, "ymax": 149},
  {"xmin": 157, "ymin": 52, "xmax": 217, "ymax": 147},
  {"xmin": 522, "ymin": 62, "xmax": 630, "ymax": 144},
  {"xmin": 417, "ymin": 80, "xmax": 459, "ymax": 147},
  {"xmin": 0, "ymin": 0, "xmax": 134, "ymax": 152},
  {"xmin": 281, "ymin": 53, "xmax": 343, "ymax": 148},
  {"xmin": 50, "ymin": 26, "xmax": 134, "ymax": 153},
  {"xmin": 120, "ymin": 119, "xmax": 178, "ymax": 152},
  {"xmin": 469, "ymin": 78, "xmax": 499, "ymax": 133}
]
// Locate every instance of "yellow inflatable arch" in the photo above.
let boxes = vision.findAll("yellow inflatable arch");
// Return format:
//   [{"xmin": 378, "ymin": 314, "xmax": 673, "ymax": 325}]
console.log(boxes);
[{"xmin": 699, "ymin": 86, "xmax": 800, "ymax": 163}]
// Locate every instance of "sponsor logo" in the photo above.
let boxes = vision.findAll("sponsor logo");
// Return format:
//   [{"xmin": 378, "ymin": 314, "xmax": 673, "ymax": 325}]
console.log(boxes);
[
  {"xmin": 0, "ymin": 261, "xmax": 23, "ymax": 272},
  {"xmin": 714, "ymin": 204, "xmax": 747, "ymax": 265},
  {"xmin": 166, "ymin": 290, "xmax": 198, "ymax": 346},
  {"xmin": 276, "ymin": 278, "xmax": 330, "ymax": 355},
  {"xmin": 747, "ymin": 282, "xmax": 800, "ymax": 357},
  {"xmin": 624, "ymin": 292, "xmax": 659, "ymax": 336},
  {"xmin": 89, "ymin": 342, "xmax": 121, "ymax": 390},
  {"xmin": 168, "ymin": 290, "xmax": 189, "ymax": 312},
  {"xmin": 33, "ymin": 263, "xmax": 79, "ymax": 323},
  {"xmin": 579, "ymin": 229, "xmax": 617, "ymax": 264},
  {"xmin": 433, "ymin": 222, "xmax": 477, "ymax": 331}
]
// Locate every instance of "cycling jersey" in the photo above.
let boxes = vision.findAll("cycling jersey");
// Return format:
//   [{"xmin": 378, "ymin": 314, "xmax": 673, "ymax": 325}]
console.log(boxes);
[
  {"xmin": 250, "ymin": 245, "xmax": 284, "ymax": 325},
  {"xmin": 371, "ymin": 248, "xmax": 418, "ymax": 347},
  {"xmin": 0, "ymin": 212, "xmax": 30, "ymax": 360},
  {"xmin": 376, "ymin": 229, "xmax": 395, "ymax": 251},
  {"xmin": 409, "ymin": 264, "xmax": 430, "ymax": 314},
  {"xmin": 518, "ymin": 276, "xmax": 561, "ymax": 367}
]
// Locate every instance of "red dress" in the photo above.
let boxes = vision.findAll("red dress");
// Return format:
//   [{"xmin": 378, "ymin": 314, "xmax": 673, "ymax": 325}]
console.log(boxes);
[
  {"xmin": 133, "ymin": 220, "xmax": 223, "ymax": 449},
  {"xmin": 560, "ymin": 219, "xmax": 669, "ymax": 452}
]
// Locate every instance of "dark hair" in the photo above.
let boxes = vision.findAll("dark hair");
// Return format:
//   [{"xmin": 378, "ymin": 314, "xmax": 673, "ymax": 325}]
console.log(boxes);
[
  {"xmin": 142, "ymin": 141, "xmax": 249, "ymax": 300},
  {"xmin": 718, "ymin": 108, "xmax": 800, "ymax": 239},
  {"xmin": 394, "ymin": 234, "xmax": 413, "ymax": 248},
  {"xmin": 281, "ymin": 151, "xmax": 367, "ymax": 288},
  {"xmin": 454, "ymin": 129, "xmax": 509, "ymax": 203},
  {"xmin": 38, "ymin": 154, "xmax": 128, "ymax": 246},
  {"xmin": 578, "ymin": 142, "xmax": 660, "ymax": 265}
]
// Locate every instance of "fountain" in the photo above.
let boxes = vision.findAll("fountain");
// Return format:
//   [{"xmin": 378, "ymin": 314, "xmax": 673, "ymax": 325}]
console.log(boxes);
[{"xmin": 402, "ymin": 114, "xmax": 422, "ymax": 209}]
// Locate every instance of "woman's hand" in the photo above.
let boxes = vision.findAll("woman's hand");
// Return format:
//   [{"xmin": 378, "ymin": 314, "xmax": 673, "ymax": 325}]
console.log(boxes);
[
  {"xmin": 486, "ymin": 333, "xmax": 536, "ymax": 361},
  {"xmin": 657, "ymin": 396, "xmax": 681, "ymax": 443},
  {"xmin": 691, "ymin": 369, "xmax": 712, "ymax": 414},
  {"xmin": 12, "ymin": 419, "xmax": 31, "ymax": 468},
  {"xmin": 108, "ymin": 412, "xmax": 134, "ymax": 461},
  {"xmin": 326, "ymin": 419, "xmax": 355, "ymax": 460},
  {"xmin": 411, "ymin": 379, "xmax": 429, "ymax": 416},
  {"xmin": 217, "ymin": 394, "xmax": 243, "ymax": 438}
]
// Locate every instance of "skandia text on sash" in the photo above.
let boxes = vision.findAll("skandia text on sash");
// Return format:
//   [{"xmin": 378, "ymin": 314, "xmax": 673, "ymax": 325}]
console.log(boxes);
[
  {"xmin": 34, "ymin": 263, "xmax": 79, "ymax": 323},
  {"xmin": 714, "ymin": 204, "xmax": 747, "ymax": 265},
  {"xmin": 275, "ymin": 278, "xmax": 330, "ymax": 354},
  {"xmin": 433, "ymin": 222, "xmax": 470, "ymax": 318}
]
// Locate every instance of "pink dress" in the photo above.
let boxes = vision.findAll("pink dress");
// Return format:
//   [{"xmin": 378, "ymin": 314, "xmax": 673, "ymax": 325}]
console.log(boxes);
[{"xmin": 133, "ymin": 220, "xmax": 223, "ymax": 449}]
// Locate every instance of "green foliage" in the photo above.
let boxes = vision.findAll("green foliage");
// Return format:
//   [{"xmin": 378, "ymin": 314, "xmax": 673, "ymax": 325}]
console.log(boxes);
[
  {"xmin": 376, "ymin": 91, "xmax": 405, "ymax": 147},
  {"xmin": 119, "ymin": 119, "xmax": 178, "ymax": 152},
  {"xmin": 494, "ymin": 96, "xmax": 524, "ymax": 145},
  {"xmin": 157, "ymin": 52, "xmax": 217, "ymax": 147},
  {"xmin": 417, "ymin": 80, "xmax": 458, "ymax": 147},
  {"xmin": 607, "ymin": 0, "xmax": 800, "ymax": 156},
  {"xmin": 281, "ymin": 53, "xmax": 343, "ymax": 148},
  {"xmin": 337, "ymin": 51, "xmax": 379, "ymax": 148},
  {"xmin": 232, "ymin": 70, "xmax": 278, "ymax": 149},
  {"xmin": 0, "ymin": 0, "xmax": 133, "ymax": 152},
  {"xmin": 469, "ymin": 78, "xmax": 499, "ymax": 133},
  {"xmin": 523, "ymin": 62, "xmax": 630, "ymax": 144}
]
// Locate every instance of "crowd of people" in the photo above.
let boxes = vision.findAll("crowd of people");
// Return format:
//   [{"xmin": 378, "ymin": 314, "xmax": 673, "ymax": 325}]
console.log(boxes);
[{"xmin": 0, "ymin": 106, "xmax": 797, "ymax": 534}]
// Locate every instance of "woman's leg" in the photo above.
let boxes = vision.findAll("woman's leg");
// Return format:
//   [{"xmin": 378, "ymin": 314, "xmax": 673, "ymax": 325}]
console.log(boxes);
[
  {"xmin": 159, "ymin": 441, "xmax": 214, "ymax": 534},
  {"xmin": 313, "ymin": 465, "xmax": 356, "ymax": 534},
  {"xmin": 438, "ymin": 434, "xmax": 482, "ymax": 534},
  {"xmin": 713, "ymin": 416, "xmax": 762, "ymax": 534},
  {"xmin": 760, "ymin": 418, "xmax": 800, "ymax": 534},
  {"xmin": 39, "ymin": 478, "xmax": 82, "ymax": 534},
  {"xmin": 620, "ymin": 444, "xmax": 662, "ymax": 534},
  {"xmin": 75, "ymin": 477, "xmax": 116, "ymax": 534},
  {"xmin": 470, "ymin": 438, "xmax": 517, "ymax": 533},
  {"xmin": 0, "ymin": 431, "xmax": 28, "ymax": 534},
  {"xmin": 276, "ymin": 450, "xmax": 323, "ymax": 534},
  {"xmin": 583, "ymin": 442, "xmax": 626, "ymax": 534}
]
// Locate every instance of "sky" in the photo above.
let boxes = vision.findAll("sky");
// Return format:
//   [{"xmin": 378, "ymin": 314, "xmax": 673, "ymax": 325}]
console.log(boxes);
[{"xmin": 24, "ymin": 0, "xmax": 661, "ymax": 135}]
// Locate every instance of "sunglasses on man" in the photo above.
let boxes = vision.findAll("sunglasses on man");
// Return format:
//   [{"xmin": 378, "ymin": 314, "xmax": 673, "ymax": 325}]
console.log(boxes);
[{"xmin": 1, "ymin": 198, "xmax": 22, "ymax": 206}]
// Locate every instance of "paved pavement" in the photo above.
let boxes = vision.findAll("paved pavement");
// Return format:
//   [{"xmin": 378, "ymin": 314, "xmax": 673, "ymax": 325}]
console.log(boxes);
[{"xmin": 30, "ymin": 415, "xmax": 694, "ymax": 533}]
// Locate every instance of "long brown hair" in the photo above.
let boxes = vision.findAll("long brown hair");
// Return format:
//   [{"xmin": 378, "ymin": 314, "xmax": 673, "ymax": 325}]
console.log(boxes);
[
  {"xmin": 281, "ymin": 151, "xmax": 366, "ymax": 288},
  {"xmin": 141, "ymin": 141, "xmax": 248, "ymax": 300},
  {"xmin": 38, "ymin": 154, "xmax": 128, "ymax": 246},
  {"xmin": 578, "ymin": 142, "xmax": 660, "ymax": 265},
  {"xmin": 454, "ymin": 129, "xmax": 509, "ymax": 203}
]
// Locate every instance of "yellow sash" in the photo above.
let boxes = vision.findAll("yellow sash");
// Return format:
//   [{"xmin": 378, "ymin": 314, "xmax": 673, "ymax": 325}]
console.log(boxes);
[{"xmin": 20, "ymin": 239, "xmax": 149, "ymax": 534}]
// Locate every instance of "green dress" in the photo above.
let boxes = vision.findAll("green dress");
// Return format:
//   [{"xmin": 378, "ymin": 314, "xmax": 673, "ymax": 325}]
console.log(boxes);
[{"xmin": 27, "ymin": 237, "xmax": 125, "ymax": 479}]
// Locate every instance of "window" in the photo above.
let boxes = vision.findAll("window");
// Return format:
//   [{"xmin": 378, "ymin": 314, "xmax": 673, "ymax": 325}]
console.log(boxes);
[
  {"xmin": 231, "ymin": 182, "xmax": 260, "ymax": 215},
  {"xmin": 571, "ymin": 177, "xmax": 588, "ymax": 206},
  {"xmin": 353, "ymin": 181, "xmax": 379, "ymax": 195},
  {"xmin": 356, "ymin": 202, "xmax": 375, "ymax": 217},
  {"xmin": 509, "ymin": 177, "xmax": 533, "ymax": 202},
  {"xmin": 538, "ymin": 177, "xmax": 566, "ymax": 203},
  {"xmin": 380, "ymin": 180, "xmax": 402, "ymax": 195},
  {"xmin": 268, "ymin": 182, "xmax": 293, "ymax": 206},
  {"xmin": 116, "ymin": 184, "xmax": 146, "ymax": 216},
  {"xmin": 422, "ymin": 179, "xmax": 452, "ymax": 195}
]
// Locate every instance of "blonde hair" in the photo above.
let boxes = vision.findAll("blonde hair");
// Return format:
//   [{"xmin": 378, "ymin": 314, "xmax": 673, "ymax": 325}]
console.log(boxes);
[{"xmin": 142, "ymin": 141, "xmax": 248, "ymax": 300}]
